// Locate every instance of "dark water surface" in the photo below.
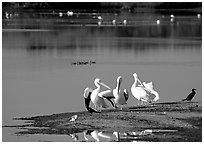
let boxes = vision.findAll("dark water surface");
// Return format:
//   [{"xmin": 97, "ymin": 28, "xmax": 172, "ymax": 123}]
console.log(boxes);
[{"xmin": 2, "ymin": 11, "xmax": 202, "ymax": 141}]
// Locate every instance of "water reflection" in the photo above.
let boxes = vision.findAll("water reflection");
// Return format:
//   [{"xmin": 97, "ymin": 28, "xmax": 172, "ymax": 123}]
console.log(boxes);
[
  {"xmin": 68, "ymin": 133, "xmax": 79, "ymax": 141},
  {"xmin": 3, "ymin": 26, "xmax": 201, "ymax": 66},
  {"xmin": 79, "ymin": 129, "xmax": 177, "ymax": 142}
]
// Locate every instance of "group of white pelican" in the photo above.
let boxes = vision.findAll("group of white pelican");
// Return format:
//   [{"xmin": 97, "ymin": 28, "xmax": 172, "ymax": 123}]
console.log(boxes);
[{"xmin": 83, "ymin": 73, "xmax": 159, "ymax": 113}]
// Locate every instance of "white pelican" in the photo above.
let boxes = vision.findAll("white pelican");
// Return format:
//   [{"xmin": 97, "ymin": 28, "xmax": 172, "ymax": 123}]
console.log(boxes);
[
  {"xmin": 142, "ymin": 82, "xmax": 159, "ymax": 102},
  {"xmin": 113, "ymin": 76, "xmax": 129, "ymax": 108},
  {"xmin": 131, "ymin": 73, "xmax": 157, "ymax": 105},
  {"xmin": 83, "ymin": 78, "xmax": 114, "ymax": 112}
]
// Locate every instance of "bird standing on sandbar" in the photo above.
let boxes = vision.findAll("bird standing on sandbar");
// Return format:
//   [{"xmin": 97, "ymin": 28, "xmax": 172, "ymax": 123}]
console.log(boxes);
[
  {"xmin": 182, "ymin": 88, "xmax": 197, "ymax": 102},
  {"xmin": 113, "ymin": 76, "xmax": 129, "ymax": 109},
  {"xmin": 83, "ymin": 79, "xmax": 115, "ymax": 113},
  {"xmin": 131, "ymin": 73, "xmax": 158, "ymax": 105}
]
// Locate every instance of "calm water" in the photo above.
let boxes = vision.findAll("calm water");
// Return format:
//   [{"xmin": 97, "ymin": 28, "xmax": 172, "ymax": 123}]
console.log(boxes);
[{"xmin": 2, "ymin": 11, "xmax": 202, "ymax": 141}]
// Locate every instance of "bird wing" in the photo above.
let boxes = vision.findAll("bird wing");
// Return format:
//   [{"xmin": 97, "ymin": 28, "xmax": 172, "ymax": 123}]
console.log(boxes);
[
  {"xmin": 84, "ymin": 87, "xmax": 93, "ymax": 98},
  {"xmin": 84, "ymin": 96, "xmax": 91, "ymax": 111},
  {"xmin": 124, "ymin": 89, "xmax": 129, "ymax": 101},
  {"xmin": 99, "ymin": 90, "xmax": 115, "ymax": 107},
  {"xmin": 186, "ymin": 92, "xmax": 194, "ymax": 101},
  {"xmin": 98, "ymin": 90, "xmax": 115, "ymax": 98}
]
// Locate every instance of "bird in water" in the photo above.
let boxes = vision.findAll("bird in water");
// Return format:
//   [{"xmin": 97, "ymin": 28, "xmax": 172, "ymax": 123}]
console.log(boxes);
[
  {"xmin": 83, "ymin": 79, "xmax": 115, "ymax": 113},
  {"xmin": 113, "ymin": 76, "xmax": 129, "ymax": 109},
  {"xmin": 182, "ymin": 88, "xmax": 197, "ymax": 102}
]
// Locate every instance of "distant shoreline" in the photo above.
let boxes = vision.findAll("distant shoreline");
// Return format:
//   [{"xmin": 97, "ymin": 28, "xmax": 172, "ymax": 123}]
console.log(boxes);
[{"xmin": 2, "ymin": 2, "xmax": 201, "ymax": 14}]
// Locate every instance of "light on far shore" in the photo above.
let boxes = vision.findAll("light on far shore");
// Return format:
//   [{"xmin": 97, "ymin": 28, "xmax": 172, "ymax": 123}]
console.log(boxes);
[
  {"xmin": 197, "ymin": 14, "xmax": 201, "ymax": 19},
  {"xmin": 156, "ymin": 19, "xmax": 160, "ymax": 25}
]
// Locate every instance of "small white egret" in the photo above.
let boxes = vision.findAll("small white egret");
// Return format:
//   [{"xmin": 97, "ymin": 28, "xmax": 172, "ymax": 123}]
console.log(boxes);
[{"xmin": 70, "ymin": 115, "xmax": 77, "ymax": 122}]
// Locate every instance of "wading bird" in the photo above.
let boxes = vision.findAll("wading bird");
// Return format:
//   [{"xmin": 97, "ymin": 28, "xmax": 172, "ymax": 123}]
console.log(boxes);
[
  {"xmin": 113, "ymin": 76, "xmax": 129, "ymax": 109},
  {"xmin": 70, "ymin": 115, "xmax": 77, "ymax": 122},
  {"xmin": 182, "ymin": 88, "xmax": 197, "ymax": 102},
  {"xmin": 142, "ymin": 82, "xmax": 159, "ymax": 102},
  {"xmin": 83, "ymin": 79, "xmax": 114, "ymax": 112},
  {"xmin": 131, "ymin": 73, "xmax": 159, "ymax": 105}
]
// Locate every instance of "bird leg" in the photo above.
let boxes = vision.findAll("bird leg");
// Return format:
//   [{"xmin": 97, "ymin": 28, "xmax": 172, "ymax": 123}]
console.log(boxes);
[
  {"xmin": 138, "ymin": 100, "xmax": 141, "ymax": 106},
  {"xmin": 114, "ymin": 103, "xmax": 118, "ymax": 109},
  {"xmin": 99, "ymin": 105, "xmax": 102, "ymax": 112},
  {"xmin": 94, "ymin": 105, "xmax": 98, "ymax": 112}
]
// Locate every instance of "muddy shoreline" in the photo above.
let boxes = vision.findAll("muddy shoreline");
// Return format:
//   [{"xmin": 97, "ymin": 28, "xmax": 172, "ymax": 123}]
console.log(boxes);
[{"xmin": 4, "ymin": 101, "xmax": 202, "ymax": 142}]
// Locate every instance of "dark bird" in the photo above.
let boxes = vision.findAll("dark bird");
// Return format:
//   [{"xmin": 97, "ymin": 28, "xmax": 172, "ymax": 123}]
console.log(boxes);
[{"xmin": 182, "ymin": 88, "xmax": 197, "ymax": 102}]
